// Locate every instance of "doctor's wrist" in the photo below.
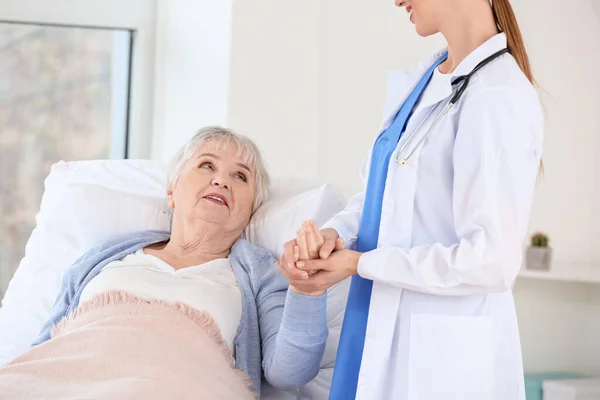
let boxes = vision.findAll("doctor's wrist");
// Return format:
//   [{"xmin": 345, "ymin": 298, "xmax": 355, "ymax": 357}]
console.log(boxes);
[{"xmin": 347, "ymin": 250, "xmax": 362, "ymax": 275}]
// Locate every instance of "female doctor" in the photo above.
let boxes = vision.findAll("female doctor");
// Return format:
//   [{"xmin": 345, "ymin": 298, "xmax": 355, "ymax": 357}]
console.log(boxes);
[{"xmin": 277, "ymin": 0, "xmax": 543, "ymax": 399}]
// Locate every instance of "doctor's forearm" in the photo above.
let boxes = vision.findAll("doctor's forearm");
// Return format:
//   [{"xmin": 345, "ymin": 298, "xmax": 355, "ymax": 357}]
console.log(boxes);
[{"xmin": 357, "ymin": 243, "xmax": 519, "ymax": 295}]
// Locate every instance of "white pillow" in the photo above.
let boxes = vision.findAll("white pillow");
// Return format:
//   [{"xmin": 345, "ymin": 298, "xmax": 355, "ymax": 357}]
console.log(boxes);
[
  {"xmin": 244, "ymin": 181, "xmax": 348, "ymax": 257},
  {"xmin": 0, "ymin": 160, "xmax": 172, "ymax": 364},
  {"xmin": 0, "ymin": 159, "xmax": 350, "ymax": 399}
]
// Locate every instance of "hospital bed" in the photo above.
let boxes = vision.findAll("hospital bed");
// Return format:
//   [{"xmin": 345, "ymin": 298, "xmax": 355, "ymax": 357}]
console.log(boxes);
[{"xmin": 0, "ymin": 159, "xmax": 351, "ymax": 400}]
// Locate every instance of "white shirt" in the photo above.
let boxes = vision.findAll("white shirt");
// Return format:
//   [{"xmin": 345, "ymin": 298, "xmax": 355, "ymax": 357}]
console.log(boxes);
[
  {"xmin": 325, "ymin": 33, "xmax": 542, "ymax": 400},
  {"xmin": 80, "ymin": 249, "xmax": 243, "ymax": 354}
]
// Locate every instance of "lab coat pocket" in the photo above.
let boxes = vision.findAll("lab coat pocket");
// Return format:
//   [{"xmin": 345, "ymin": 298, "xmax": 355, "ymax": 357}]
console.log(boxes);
[{"xmin": 408, "ymin": 314, "xmax": 494, "ymax": 400}]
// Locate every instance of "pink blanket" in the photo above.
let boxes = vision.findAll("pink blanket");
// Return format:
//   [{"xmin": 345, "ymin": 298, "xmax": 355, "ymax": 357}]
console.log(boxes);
[{"xmin": 0, "ymin": 291, "xmax": 255, "ymax": 400}]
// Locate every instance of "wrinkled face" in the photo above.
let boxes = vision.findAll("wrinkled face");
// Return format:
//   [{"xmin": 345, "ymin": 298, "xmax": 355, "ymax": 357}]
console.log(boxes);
[
  {"xmin": 395, "ymin": 0, "xmax": 445, "ymax": 38},
  {"xmin": 167, "ymin": 140, "xmax": 257, "ymax": 236}
]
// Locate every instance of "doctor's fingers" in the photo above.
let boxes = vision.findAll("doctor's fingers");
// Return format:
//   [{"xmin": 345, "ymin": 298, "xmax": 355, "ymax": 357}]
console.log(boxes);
[
  {"xmin": 319, "ymin": 237, "xmax": 344, "ymax": 260},
  {"xmin": 319, "ymin": 238, "xmax": 335, "ymax": 259}
]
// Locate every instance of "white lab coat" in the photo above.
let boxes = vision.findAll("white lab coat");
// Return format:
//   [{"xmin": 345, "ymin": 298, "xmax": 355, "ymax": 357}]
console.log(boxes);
[{"xmin": 324, "ymin": 33, "xmax": 543, "ymax": 400}]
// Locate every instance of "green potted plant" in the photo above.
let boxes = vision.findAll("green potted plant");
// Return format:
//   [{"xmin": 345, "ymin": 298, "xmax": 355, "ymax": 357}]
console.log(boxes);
[{"xmin": 526, "ymin": 232, "xmax": 552, "ymax": 271}]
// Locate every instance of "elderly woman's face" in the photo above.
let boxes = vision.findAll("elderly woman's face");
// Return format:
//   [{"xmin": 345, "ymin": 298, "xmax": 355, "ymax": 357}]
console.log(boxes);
[{"xmin": 168, "ymin": 140, "xmax": 257, "ymax": 235}]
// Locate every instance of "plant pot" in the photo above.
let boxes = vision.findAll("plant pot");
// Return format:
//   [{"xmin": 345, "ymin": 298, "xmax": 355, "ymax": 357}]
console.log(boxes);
[{"xmin": 526, "ymin": 246, "xmax": 552, "ymax": 271}]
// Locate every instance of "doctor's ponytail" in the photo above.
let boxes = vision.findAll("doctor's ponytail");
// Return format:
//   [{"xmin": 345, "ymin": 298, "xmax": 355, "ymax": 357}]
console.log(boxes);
[{"xmin": 491, "ymin": 0, "xmax": 534, "ymax": 85}]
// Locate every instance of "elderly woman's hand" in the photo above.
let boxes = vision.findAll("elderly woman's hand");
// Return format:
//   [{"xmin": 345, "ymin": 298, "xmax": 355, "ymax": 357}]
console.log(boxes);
[
  {"xmin": 296, "ymin": 221, "xmax": 325, "ymax": 261},
  {"xmin": 299, "ymin": 221, "xmax": 344, "ymax": 261},
  {"xmin": 277, "ymin": 221, "xmax": 324, "ymax": 296},
  {"xmin": 280, "ymin": 223, "xmax": 343, "ymax": 271},
  {"xmin": 289, "ymin": 249, "xmax": 361, "ymax": 294},
  {"xmin": 277, "ymin": 248, "xmax": 326, "ymax": 296},
  {"xmin": 277, "ymin": 221, "xmax": 345, "ymax": 296}
]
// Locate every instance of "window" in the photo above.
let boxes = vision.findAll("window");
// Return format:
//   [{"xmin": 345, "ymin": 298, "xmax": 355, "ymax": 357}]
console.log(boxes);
[
  {"xmin": 0, "ymin": 22, "xmax": 133, "ymax": 295},
  {"xmin": 0, "ymin": 0, "xmax": 155, "ymax": 298}
]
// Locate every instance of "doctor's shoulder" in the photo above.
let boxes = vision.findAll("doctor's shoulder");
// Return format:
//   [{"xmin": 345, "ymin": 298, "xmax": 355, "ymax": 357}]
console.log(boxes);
[
  {"xmin": 459, "ymin": 54, "xmax": 541, "ymax": 112},
  {"xmin": 455, "ymin": 55, "xmax": 543, "ymax": 127},
  {"xmin": 453, "ymin": 56, "xmax": 544, "ymax": 155}
]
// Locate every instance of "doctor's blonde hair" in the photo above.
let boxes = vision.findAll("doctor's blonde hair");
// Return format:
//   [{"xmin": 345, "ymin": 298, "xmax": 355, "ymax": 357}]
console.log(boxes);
[{"xmin": 491, "ymin": 0, "xmax": 533, "ymax": 85}]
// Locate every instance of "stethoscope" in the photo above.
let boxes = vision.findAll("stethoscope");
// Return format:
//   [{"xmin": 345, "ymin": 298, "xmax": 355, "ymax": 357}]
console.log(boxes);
[{"xmin": 395, "ymin": 47, "xmax": 510, "ymax": 165}]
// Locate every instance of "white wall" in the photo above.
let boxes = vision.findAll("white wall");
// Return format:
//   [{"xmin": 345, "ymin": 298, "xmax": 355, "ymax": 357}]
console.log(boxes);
[
  {"xmin": 594, "ymin": 0, "xmax": 600, "ymax": 20},
  {"xmin": 151, "ymin": 0, "xmax": 233, "ymax": 165},
  {"xmin": 585, "ymin": 286, "xmax": 600, "ymax": 374},
  {"xmin": 317, "ymin": 1, "xmax": 445, "ymax": 191},
  {"xmin": 227, "ymin": 0, "xmax": 322, "ymax": 181},
  {"xmin": 514, "ymin": 279, "xmax": 593, "ymax": 374},
  {"xmin": 511, "ymin": 0, "xmax": 600, "ymax": 375},
  {"xmin": 515, "ymin": 0, "xmax": 600, "ymax": 265},
  {"xmin": 227, "ymin": 1, "xmax": 444, "ymax": 191},
  {"xmin": 228, "ymin": 0, "xmax": 600, "ymax": 263},
  {"xmin": 226, "ymin": 0, "xmax": 600, "ymax": 375}
]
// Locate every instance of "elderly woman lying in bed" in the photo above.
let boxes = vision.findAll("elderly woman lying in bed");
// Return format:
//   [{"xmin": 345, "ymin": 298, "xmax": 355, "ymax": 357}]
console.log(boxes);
[{"xmin": 0, "ymin": 126, "xmax": 329, "ymax": 399}]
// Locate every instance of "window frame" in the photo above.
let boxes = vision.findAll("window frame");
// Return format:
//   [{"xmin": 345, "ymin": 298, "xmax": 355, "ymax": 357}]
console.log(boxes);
[{"xmin": 0, "ymin": 0, "xmax": 157, "ymax": 158}]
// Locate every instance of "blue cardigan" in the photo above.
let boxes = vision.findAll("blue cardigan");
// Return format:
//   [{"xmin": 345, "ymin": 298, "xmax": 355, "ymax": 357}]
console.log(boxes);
[{"xmin": 33, "ymin": 230, "xmax": 328, "ymax": 394}]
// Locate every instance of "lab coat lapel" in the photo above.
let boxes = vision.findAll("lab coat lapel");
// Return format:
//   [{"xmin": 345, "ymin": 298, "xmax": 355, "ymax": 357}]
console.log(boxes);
[
  {"xmin": 412, "ymin": 72, "xmax": 452, "ymax": 112},
  {"xmin": 379, "ymin": 70, "xmax": 418, "ymax": 133},
  {"xmin": 380, "ymin": 52, "xmax": 452, "ymax": 135},
  {"xmin": 379, "ymin": 57, "xmax": 451, "ymax": 250},
  {"xmin": 381, "ymin": 33, "xmax": 507, "ymax": 137}
]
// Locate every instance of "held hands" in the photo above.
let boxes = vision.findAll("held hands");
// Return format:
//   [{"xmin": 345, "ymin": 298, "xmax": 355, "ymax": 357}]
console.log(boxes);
[
  {"xmin": 276, "ymin": 221, "xmax": 361, "ymax": 296},
  {"xmin": 296, "ymin": 221, "xmax": 327, "ymax": 263},
  {"xmin": 277, "ymin": 221, "xmax": 329, "ymax": 296}
]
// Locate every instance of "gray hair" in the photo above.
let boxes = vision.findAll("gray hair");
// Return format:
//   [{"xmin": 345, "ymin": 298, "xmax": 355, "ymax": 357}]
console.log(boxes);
[{"xmin": 166, "ymin": 126, "xmax": 270, "ymax": 211}]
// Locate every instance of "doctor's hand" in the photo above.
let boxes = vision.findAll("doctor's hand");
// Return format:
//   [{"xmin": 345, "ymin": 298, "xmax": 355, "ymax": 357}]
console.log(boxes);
[
  {"xmin": 290, "ymin": 249, "xmax": 361, "ymax": 295},
  {"xmin": 277, "ymin": 249, "xmax": 327, "ymax": 297},
  {"xmin": 278, "ymin": 222, "xmax": 344, "ymax": 296},
  {"xmin": 296, "ymin": 221, "xmax": 344, "ymax": 263},
  {"xmin": 284, "ymin": 221, "xmax": 328, "ymax": 296},
  {"xmin": 280, "ymin": 223, "xmax": 343, "ymax": 275},
  {"xmin": 277, "ymin": 222, "xmax": 324, "ymax": 296},
  {"xmin": 317, "ymin": 227, "xmax": 344, "ymax": 260}
]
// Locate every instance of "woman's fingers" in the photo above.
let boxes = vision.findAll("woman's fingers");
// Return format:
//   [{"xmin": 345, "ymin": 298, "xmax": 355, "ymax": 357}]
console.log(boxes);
[
  {"xmin": 303, "ymin": 221, "xmax": 320, "ymax": 259},
  {"xmin": 319, "ymin": 239, "xmax": 336, "ymax": 259},
  {"xmin": 297, "ymin": 228, "xmax": 310, "ymax": 260},
  {"xmin": 300, "ymin": 220, "xmax": 326, "ymax": 259}
]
